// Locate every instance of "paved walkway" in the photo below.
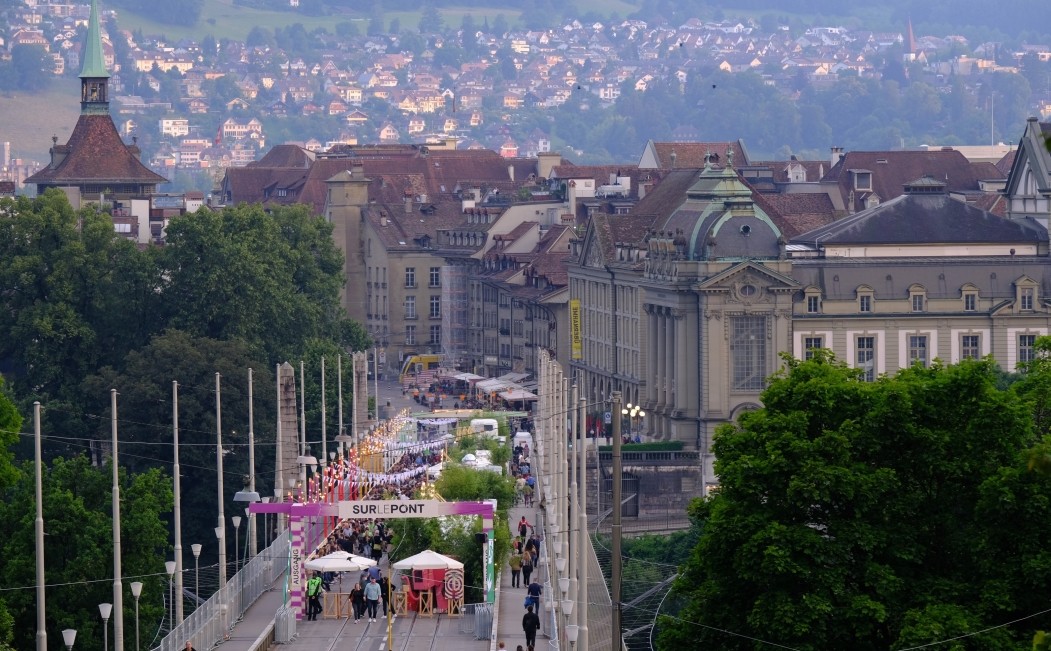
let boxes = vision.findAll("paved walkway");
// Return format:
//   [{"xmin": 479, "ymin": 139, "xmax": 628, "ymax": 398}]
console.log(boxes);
[
  {"xmin": 216, "ymin": 573, "xmax": 489, "ymax": 651},
  {"xmin": 494, "ymin": 500, "xmax": 546, "ymax": 651},
  {"xmin": 215, "ymin": 579, "xmax": 285, "ymax": 651}
]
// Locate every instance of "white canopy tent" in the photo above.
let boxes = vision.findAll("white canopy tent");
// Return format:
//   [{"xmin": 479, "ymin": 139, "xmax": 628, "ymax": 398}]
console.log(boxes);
[
  {"xmin": 305, "ymin": 552, "xmax": 376, "ymax": 573},
  {"xmin": 476, "ymin": 378, "xmax": 515, "ymax": 393},
  {"xmin": 392, "ymin": 549, "xmax": 464, "ymax": 570},
  {"xmin": 500, "ymin": 388, "xmax": 537, "ymax": 402}
]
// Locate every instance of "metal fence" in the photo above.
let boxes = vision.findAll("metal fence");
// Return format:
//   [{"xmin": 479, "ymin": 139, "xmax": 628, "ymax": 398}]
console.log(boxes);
[
  {"xmin": 153, "ymin": 531, "xmax": 289, "ymax": 651},
  {"xmin": 458, "ymin": 602, "xmax": 494, "ymax": 639}
]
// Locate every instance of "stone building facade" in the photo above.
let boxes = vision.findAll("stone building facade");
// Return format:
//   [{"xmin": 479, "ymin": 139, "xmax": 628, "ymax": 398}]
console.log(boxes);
[{"xmin": 570, "ymin": 136, "xmax": 1051, "ymax": 491}]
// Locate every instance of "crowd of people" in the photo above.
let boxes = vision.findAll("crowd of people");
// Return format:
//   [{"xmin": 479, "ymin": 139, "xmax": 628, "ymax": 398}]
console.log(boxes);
[
  {"xmin": 510, "ymin": 441, "xmax": 536, "ymax": 507},
  {"xmin": 305, "ymin": 517, "xmax": 398, "ymax": 623}
]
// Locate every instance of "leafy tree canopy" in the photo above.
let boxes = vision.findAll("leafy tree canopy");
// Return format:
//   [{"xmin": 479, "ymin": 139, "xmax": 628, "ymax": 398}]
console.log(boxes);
[
  {"xmin": 660, "ymin": 351, "xmax": 1051, "ymax": 650},
  {"xmin": 0, "ymin": 456, "xmax": 172, "ymax": 649}
]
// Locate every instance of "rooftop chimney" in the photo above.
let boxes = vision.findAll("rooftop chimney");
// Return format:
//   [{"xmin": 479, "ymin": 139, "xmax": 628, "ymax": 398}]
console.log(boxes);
[{"xmin": 830, "ymin": 147, "xmax": 844, "ymax": 168}]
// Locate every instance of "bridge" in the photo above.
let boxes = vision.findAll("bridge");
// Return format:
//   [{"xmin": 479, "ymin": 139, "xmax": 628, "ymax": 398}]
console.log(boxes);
[{"xmin": 150, "ymin": 365, "xmax": 627, "ymax": 651}]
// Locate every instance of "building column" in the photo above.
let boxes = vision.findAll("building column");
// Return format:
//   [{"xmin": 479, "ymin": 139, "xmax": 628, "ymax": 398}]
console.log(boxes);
[
  {"xmin": 665, "ymin": 309, "xmax": 675, "ymax": 410},
  {"xmin": 654, "ymin": 308, "xmax": 665, "ymax": 408},
  {"xmin": 673, "ymin": 309, "xmax": 688, "ymax": 421}
]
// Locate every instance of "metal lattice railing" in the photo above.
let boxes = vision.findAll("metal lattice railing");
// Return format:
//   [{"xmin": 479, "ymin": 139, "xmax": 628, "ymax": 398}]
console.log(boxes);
[{"xmin": 153, "ymin": 531, "xmax": 290, "ymax": 651}]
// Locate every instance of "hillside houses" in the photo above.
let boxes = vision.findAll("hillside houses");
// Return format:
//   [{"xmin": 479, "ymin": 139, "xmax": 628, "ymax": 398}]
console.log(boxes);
[{"xmin": 6, "ymin": 1, "xmax": 1051, "ymax": 184}]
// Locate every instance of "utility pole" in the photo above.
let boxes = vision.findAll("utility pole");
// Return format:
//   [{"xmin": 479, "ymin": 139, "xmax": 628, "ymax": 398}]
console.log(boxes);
[
  {"xmin": 173, "ymin": 382, "xmax": 184, "ymax": 624},
  {"xmin": 611, "ymin": 390, "xmax": 623, "ymax": 650},
  {"xmin": 248, "ymin": 369, "xmax": 257, "ymax": 558},
  {"xmin": 34, "ymin": 403, "xmax": 46, "ymax": 651},
  {"xmin": 111, "ymin": 390, "xmax": 125, "ymax": 651}
]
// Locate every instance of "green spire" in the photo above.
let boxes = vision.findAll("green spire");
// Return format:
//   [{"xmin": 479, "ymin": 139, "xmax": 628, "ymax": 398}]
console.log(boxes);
[{"xmin": 79, "ymin": 0, "xmax": 110, "ymax": 79}]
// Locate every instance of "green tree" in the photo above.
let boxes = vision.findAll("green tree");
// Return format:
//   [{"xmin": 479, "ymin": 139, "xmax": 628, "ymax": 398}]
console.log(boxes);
[
  {"xmin": 660, "ymin": 352, "xmax": 1046, "ymax": 650},
  {"xmin": 0, "ymin": 192, "xmax": 153, "ymax": 405},
  {"xmin": 10, "ymin": 45, "xmax": 50, "ymax": 92},
  {"xmin": 0, "ymin": 456, "xmax": 172, "ymax": 650},
  {"xmin": 0, "ymin": 376, "xmax": 22, "ymax": 493},
  {"xmin": 156, "ymin": 203, "xmax": 350, "ymax": 363},
  {"xmin": 418, "ymin": 5, "xmax": 444, "ymax": 34},
  {"xmin": 81, "ymin": 330, "xmax": 274, "ymax": 566}
]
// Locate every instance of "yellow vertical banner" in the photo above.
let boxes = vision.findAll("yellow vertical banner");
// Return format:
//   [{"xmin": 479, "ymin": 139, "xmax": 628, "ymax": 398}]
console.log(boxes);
[{"xmin": 570, "ymin": 299, "xmax": 583, "ymax": 359}]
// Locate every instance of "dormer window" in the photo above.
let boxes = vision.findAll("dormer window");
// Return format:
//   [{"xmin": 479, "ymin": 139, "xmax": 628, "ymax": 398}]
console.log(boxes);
[
  {"xmin": 857, "ymin": 285, "xmax": 874, "ymax": 313},
  {"xmin": 909, "ymin": 284, "xmax": 926, "ymax": 312},
  {"xmin": 853, "ymin": 170, "xmax": 872, "ymax": 191},
  {"xmin": 803, "ymin": 287, "xmax": 822, "ymax": 314},
  {"xmin": 961, "ymin": 284, "xmax": 979, "ymax": 312},
  {"xmin": 1016, "ymin": 277, "xmax": 1038, "ymax": 312}
]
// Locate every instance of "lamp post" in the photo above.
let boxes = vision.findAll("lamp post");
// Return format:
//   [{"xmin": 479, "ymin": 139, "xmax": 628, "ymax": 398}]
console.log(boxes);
[
  {"xmin": 231, "ymin": 516, "xmax": 242, "ymax": 573},
  {"xmin": 165, "ymin": 561, "xmax": 176, "ymax": 633},
  {"xmin": 110, "ymin": 390, "xmax": 125, "ymax": 651},
  {"xmin": 622, "ymin": 403, "xmax": 645, "ymax": 441},
  {"xmin": 129, "ymin": 582, "xmax": 142, "ymax": 651},
  {"xmin": 215, "ymin": 374, "xmax": 228, "ymax": 596},
  {"xmin": 172, "ymin": 381, "xmax": 185, "ymax": 626},
  {"xmin": 61, "ymin": 629, "xmax": 76, "ymax": 651},
  {"xmin": 99, "ymin": 603, "xmax": 112, "ymax": 651},
  {"xmin": 32, "ymin": 403, "xmax": 47, "ymax": 651},
  {"xmin": 233, "ymin": 489, "xmax": 260, "ymax": 563},
  {"xmin": 190, "ymin": 544, "xmax": 202, "ymax": 608}
]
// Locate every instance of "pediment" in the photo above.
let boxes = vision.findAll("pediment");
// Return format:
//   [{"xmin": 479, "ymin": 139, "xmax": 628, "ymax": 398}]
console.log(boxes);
[{"xmin": 696, "ymin": 261, "xmax": 799, "ymax": 293}]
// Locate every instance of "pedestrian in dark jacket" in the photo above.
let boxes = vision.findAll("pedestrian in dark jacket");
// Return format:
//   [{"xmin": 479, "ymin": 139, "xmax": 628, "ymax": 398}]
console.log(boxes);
[
  {"xmin": 350, "ymin": 583, "xmax": 365, "ymax": 623},
  {"xmin": 522, "ymin": 605, "xmax": 541, "ymax": 648}
]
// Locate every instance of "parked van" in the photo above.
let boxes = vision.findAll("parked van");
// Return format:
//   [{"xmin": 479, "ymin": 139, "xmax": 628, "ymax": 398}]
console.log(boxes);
[
  {"xmin": 513, "ymin": 431, "xmax": 535, "ymax": 452},
  {"xmin": 470, "ymin": 418, "xmax": 500, "ymax": 437}
]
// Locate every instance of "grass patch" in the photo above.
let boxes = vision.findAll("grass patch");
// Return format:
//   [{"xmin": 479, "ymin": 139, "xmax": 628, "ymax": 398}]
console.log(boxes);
[
  {"xmin": 0, "ymin": 80, "xmax": 80, "ymax": 164},
  {"xmin": 114, "ymin": 0, "xmax": 642, "ymax": 41},
  {"xmin": 115, "ymin": 0, "xmax": 342, "ymax": 40}
]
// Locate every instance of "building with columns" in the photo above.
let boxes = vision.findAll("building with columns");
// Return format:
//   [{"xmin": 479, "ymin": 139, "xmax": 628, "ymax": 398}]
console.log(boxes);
[{"xmin": 570, "ymin": 140, "xmax": 1051, "ymax": 492}]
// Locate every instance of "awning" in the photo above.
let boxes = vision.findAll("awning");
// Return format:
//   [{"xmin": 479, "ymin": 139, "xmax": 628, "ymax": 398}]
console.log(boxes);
[
  {"xmin": 500, "ymin": 389, "xmax": 537, "ymax": 402},
  {"xmin": 453, "ymin": 372, "xmax": 485, "ymax": 381},
  {"xmin": 476, "ymin": 378, "xmax": 513, "ymax": 392},
  {"xmin": 498, "ymin": 372, "xmax": 530, "ymax": 383}
]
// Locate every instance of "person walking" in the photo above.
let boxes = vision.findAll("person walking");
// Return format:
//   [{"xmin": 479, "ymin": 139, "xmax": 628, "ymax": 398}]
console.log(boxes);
[
  {"xmin": 521, "ymin": 549, "xmax": 533, "ymax": 587},
  {"xmin": 350, "ymin": 582, "xmax": 365, "ymax": 623},
  {"xmin": 526, "ymin": 579, "xmax": 543, "ymax": 611},
  {"xmin": 364, "ymin": 576, "xmax": 382, "ymax": 622},
  {"xmin": 522, "ymin": 605, "xmax": 541, "ymax": 649},
  {"xmin": 306, "ymin": 572, "xmax": 323, "ymax": 621},
  {"xmin": 509, "ymin": 550, "xmax": 523, "ymax": 588},
  {"xmin": 379, "ymin": 573, "xmax": 393, "ymax": 618}
]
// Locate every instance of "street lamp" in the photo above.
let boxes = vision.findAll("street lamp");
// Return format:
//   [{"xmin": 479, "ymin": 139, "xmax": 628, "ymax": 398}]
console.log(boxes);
[
  {"xmin": 130, "ymin": 581, "xmax": 143, "ymax": 651},
  {"xmin": 231, "ymin": 516, "xmax": 242, "ymax": 573},
  {"xmin": 165, "ymin": 561, "xmax": 176, "ymax": 632},
  {"xmin": 61, "ymin": 629, "xmax": 76, "ymax": 651},
  {"xmin": 190, "ymin": 544, "xmax": 202, "ymax": 608},
  {"xmin": 565, "ymin": 624, "xmax": 580, "ymax": 648},
  {"xmin": 98, "ymin": 603, "xmax": 112, "ymax": 651},
  {"xmin": 233, "ymin": 488, "xmax": 260, "ymax": 563},
  {"xmin": 621, "ymin": 403, "xmax": 645, "ymax": 441}
]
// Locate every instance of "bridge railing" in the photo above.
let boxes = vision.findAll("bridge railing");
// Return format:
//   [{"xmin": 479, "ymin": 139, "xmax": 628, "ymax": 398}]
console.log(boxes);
[
  {"xmin": 595, "ymin": 450, "xmax": 699, "ymax": 463},
  {"xmin": 154, "ymin": 531, "xmax": 289, "ymax": 651}
]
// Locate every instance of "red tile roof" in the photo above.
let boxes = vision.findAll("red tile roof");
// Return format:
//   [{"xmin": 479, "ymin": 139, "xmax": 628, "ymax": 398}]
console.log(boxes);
[
  {"xmin": 649, "ymin": 141, "xmax": 749, "ymax": 169},
  {"xmin": 25, "ymin": 114, "xmax": 167, "ymax": 188},
  {"xmin": 821, "ymin": 150, "xmax": 1003, "ymax": 213}
]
